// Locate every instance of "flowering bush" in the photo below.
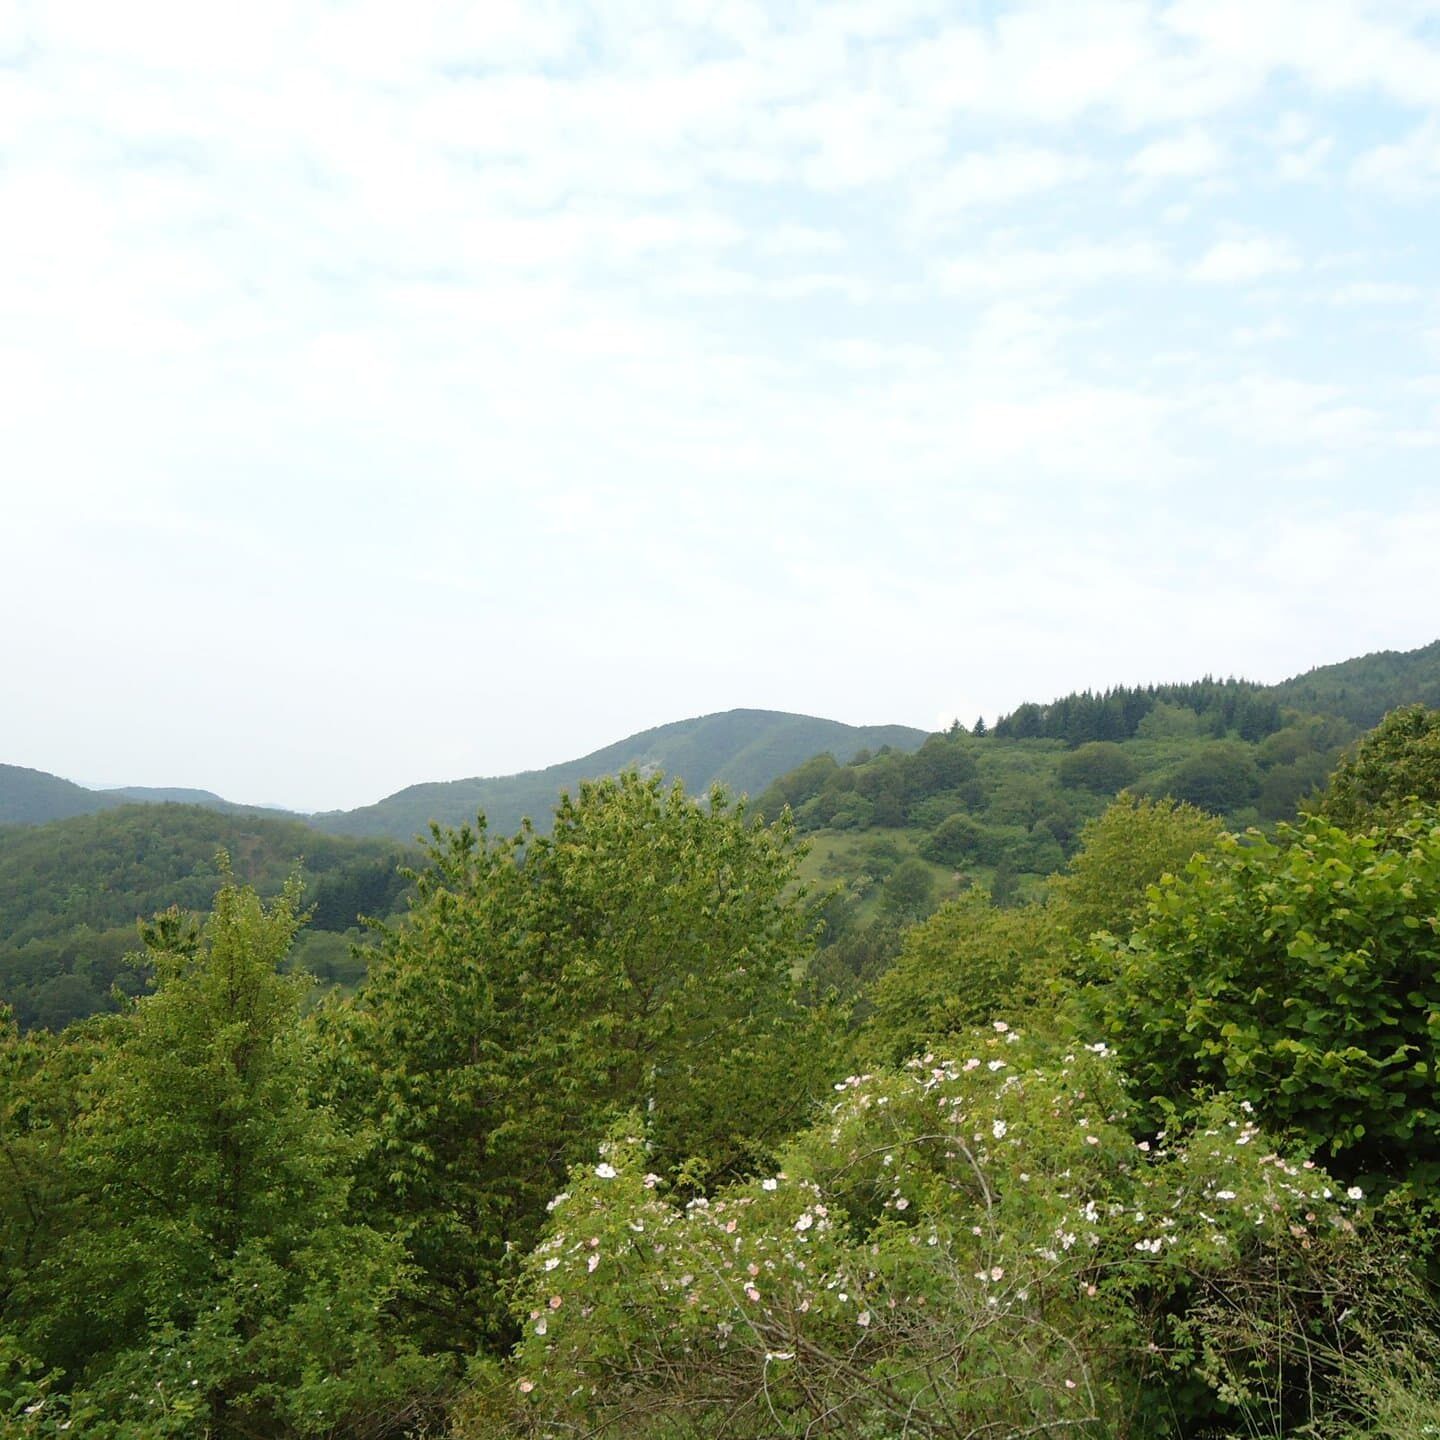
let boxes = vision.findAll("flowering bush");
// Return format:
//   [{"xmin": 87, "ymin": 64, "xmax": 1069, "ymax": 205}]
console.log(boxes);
[{"xmin": 466, "ymin": 1030, "xmax": 1384, "ymax": 1440}]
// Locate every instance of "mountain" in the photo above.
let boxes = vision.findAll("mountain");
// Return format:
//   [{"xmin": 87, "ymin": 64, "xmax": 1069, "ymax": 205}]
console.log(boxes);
[
  {"xmin": 0, "ymin": 764, "xmax": 126, "ymax": 826},
  {"xmin": 0, "ymin": 765, "xmax": 296, "ymax": 828},
  {"xmin": 311, "ymin": 709, "xmax": 929, "ymax": 841},
  {"xmin": 1265, "ymin": 638, "xmax": 1440, "ymax": 729}
]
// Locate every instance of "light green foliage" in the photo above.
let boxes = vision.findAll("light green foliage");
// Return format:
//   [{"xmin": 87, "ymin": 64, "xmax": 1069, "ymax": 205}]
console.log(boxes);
[
  {"xmin": 3, "ymin": 870, "xmax": 437, "ymax": 1438},
  {"xmin": 1315, "ymin": 704, "xmax": 1440, "ymax": 831},
  {"xmin": 1134, "ymin": 701, "xmax": 1206, "ymax": 740},
  {"xmin": 860, "ymin": 890, "xmax": 1059, "ymax": 1063},
  {"xmin": 478, "ymin": 1034, "xmax": 1382, "ymax": 1440},
  {"xmin": 1049, "ymin": 794, "xmax": 1223, "ymax": 948},
  {"xmin": 1096, "ymin": 810, "xmax": 1440, "ymax": 1189},
  {"xmin": 328, "ymin": 773, "xmax": 838, "ymax": 1355}
]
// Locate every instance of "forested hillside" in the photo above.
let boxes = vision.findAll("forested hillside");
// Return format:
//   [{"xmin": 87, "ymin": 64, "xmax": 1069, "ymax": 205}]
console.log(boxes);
[
  {"xmin": 1267, "ymin": 637, "xmax": 1440, "ymax": 727},
  {"xmin": 311, "ymin": 708, "xmax": 927, "ymax": 840},
  {"xmin": 750, "ymin": 638, "xmax": 1439, "ymax": 1001},
  {"xmin": 0, "ymin": 805, "xmax": 414, "ymax": 1029},
  {"xmin": 6, "ymin": 711, "xmax": 1440, "ymax": 1438}
]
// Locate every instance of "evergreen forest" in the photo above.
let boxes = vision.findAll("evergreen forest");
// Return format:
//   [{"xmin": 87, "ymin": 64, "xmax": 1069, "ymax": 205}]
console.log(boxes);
[{"xmin": 5, "ymin": 640, "xmax": 1440, "ymax": 1438}]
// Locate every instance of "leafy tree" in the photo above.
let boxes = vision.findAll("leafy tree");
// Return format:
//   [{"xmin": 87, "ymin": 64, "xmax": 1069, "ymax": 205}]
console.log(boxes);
[
  {"xmin": 919, "ymin": 813, "xmax": 1001, "ymax": 867},
  {"xmin": 1315, "ymin": 704, "xmax": 1440, "ymax": 831},
  {"xmin": 1159, "ymin": 742, "xmax": 1260, "ymax": 814},
  {"xmin": 1096, "ymin": 810, "xmax": 1440, "ymax": 1190},
  {"xmin": 6, "ymin": 870, "xmax": 436, "ymax": 1437},
  {"xmin": 860, "ymin": 890, "xmax": 1058, "ymax": 1062},
  {"xmin": 1057, "ymin": 741, "xmax": 1137, "ymax": 795},
  {"xmin": 877, "ymin": 857, "xmax": 936, "ymax": 923},
  {"xmin": 1049, "ymin": 794, "xmax": 1223, "ymax": 948},
  {"xmin": 903, "ymin": 735, "xmax": 978, "ymax": 798},
  {"xmin": 327, "ymin": 773, "xmax": 837, "ymax": 1355}
]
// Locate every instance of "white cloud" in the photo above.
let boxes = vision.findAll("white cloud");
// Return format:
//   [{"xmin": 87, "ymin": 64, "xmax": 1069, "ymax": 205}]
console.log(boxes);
[
  {"xmin": 3, "ymin": 0, "xmax": 1439, "ymax": 808},
  {"xmin": 1352, "ymin": 116, "xmax": 1440, "ymax": 197},
  {"xmin": 1192, "ymin": 235, "xmax": 1301, "ymax": 283},
  {"xmin": 937, "ymin": 240, "xmax": 1170, "ymax": 294},
  {"xmin": 916, "ymin": 145, "xmax": 1093, "ymax": 221},
  {"xmin": 1331, "ymin": 281, "xmax": 1421, "ymax": 305},
  {"xmin": 755, "ymin": 224, "xmax": 847, "ymax": 256},
  {"xmin": 1128, "ymin": 128, "xmax": 1224, "ymax": 179}
]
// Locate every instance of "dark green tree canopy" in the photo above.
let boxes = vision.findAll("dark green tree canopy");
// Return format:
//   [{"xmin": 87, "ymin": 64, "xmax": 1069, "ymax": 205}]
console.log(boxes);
[{"xmin": 1057, "ymin": 741, "xmax": 1138, "ymax": 794}]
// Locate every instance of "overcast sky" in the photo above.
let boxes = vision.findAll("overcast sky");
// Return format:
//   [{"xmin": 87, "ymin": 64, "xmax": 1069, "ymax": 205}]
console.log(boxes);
[{"xmin": 2, "ymin": 0, "xmax": 1438, "ymax": 811}]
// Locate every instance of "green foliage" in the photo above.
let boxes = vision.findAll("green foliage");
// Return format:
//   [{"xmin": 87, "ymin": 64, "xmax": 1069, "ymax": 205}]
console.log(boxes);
[
  {"xmin": 876, "ymin": 855, "xmax": 936, "ymax": 922},
  {"xmin": 1095, "ymin": 810, "xmax": 1440, "ymax": 1190},
  {"xmin": 993, "ymin": 676, "xmax": 1281, "ymax": 745},
  {"xmin": 919, "ymin": 811, "xmax": 1014, "ymax": 866},
  {"xmin": 1316, "ymin": 704, "xmax": 1440, "ymax": 831},
  {"xmin": 860, "ymin": 890, "xmax": 1059, "ymax": 1062},
  {"xmin": 0, "ymin": 805, "xmax": 412, "ymax": 1028},
  {"xmin": 326, "ymin": 773, "xmax": 838, "ymax": 1355},
  {"xmin": 1158, "ymin": 740, "xmax": 1261, "ymax": 813},
  {"xmin": 2, "ymin": 867, "xmax": 438, "ymax": 1437},
  {"xmin": 1049, "ymin": 794, "xmax": 1223, "ymax": 947},
  {"xmin": 1058, "ymin": 740, "xmax": 1138, "ymax": 793}
]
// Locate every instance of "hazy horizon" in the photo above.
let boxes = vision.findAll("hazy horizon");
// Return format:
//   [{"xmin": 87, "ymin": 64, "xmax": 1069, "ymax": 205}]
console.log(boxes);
[{"xmin": 4, "ymin": 1, "xmax": 1438, "ymax": 811}]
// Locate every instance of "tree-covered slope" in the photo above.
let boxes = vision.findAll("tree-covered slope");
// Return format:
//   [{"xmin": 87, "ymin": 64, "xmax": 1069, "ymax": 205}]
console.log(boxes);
[
  {"xmin": 0, "ymin": 804, "xmax": 414, "ymax": 1030},
  {"xmin": 311, "ymin": 709, "xmax": 927, "ymax": 840},
  {"xmin": 1265, "ymin": 638, "xmax": 1440, "ymax": 728}
]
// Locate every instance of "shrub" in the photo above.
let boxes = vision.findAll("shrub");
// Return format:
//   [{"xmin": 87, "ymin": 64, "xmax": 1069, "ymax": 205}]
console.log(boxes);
[{"xmin": 1095, "ymin": 809, "xmax": 1440, "ymax": 1191}]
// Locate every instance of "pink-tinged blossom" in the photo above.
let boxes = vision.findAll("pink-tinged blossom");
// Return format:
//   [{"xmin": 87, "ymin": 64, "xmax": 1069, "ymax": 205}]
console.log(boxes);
[{"xmin": 745, "ymin": 1285, "xmax": 761, "ymax": 1302}]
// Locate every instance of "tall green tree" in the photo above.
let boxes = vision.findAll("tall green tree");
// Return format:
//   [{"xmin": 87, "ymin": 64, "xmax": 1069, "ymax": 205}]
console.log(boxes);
[
  {"xmin": 327, "ymin": 773, "xmax": 837, "ymax": 1356},
  {"xmin": 7, "ymin": 870, "xmax": 436, "ymax": 1438}
]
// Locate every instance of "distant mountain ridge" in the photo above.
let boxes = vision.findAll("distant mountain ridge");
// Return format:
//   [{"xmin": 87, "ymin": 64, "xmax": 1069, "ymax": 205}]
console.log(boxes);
[
  {"xmin": 0, "ymin": 765, "xmax": 293, "ymax": 829},
  {"xmin": 5, "ymin": 640, "xmax": 1437, "ymax": 834},
  {"xmin": 310, "ymin": 710, "xmax": 930, "ymax": 841},
  {"xmin": 1, "ymin": 711, "xmax": 927, "ymax": 834}
]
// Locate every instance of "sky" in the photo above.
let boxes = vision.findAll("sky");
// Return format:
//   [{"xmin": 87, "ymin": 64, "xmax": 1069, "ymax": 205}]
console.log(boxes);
[{"xmin": 1, "ymin": 0, "xmax": 1438, "ymax": 812}]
